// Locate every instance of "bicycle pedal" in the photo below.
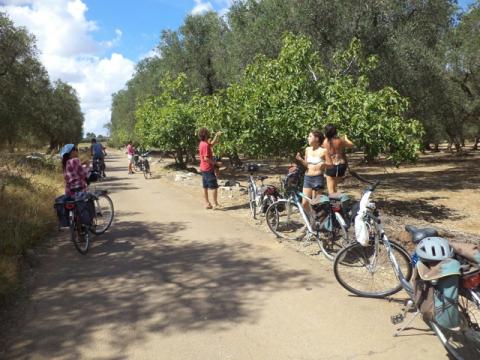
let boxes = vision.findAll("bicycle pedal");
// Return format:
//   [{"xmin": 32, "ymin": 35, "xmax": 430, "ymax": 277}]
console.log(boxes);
[{"xmin": 390, "ymin": 313, "xmax": 404, "ymax": 325}]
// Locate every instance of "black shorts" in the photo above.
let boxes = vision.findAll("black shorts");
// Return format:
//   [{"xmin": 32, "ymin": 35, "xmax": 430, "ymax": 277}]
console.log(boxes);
[
  {"xmin": 325, "ymin": 164, "xmax": 347, "ymax": 178},
  {"xmin": 202, "ymin": 170, "xmax": 218, "ymax": 189}
]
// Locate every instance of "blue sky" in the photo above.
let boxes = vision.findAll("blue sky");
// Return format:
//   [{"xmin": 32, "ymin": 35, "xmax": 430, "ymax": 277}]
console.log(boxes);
[
  {"xmin": 0, "ymin": 0, "xmax": 475, "ymax": 135},
  {"xmin": 84, "ymin": 0, "xmax": 232, "ymax": 60}
]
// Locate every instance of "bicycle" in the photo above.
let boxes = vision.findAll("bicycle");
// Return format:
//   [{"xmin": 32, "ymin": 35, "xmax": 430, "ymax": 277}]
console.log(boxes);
[
  {"xmin": 389, "ymin": 228, "xmax": 480, "ymax": 359},
  {"xmin": 134, "ymin": 151, "xmax": 152, "ymax": 179},
  {"xmin": 55, "ymin": 189, "xmax": 114, "ymax": 254},
  {"xmin": 92, "ymin": 157, "xmax": 106, "ymax": 178},
  {"xmin": 333, "ymin": 178, "xmax": 413, "ymax": 297},
  {"xmin": 265, "ymin": 171, "xmax": 351, "ymax": 260},
  {"xmin": 245, "ymin": 163, "xmax": 281, "ymax": 219}
]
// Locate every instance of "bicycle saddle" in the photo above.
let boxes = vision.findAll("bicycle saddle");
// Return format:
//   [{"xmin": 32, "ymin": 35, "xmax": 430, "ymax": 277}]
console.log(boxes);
[
  {"xmin": 405, "ymin": 225, "xmax": 438, "ymax": 244},
  {"xmin": 258, "ymin": 175, "xmax": 268, "ymax": 181}
]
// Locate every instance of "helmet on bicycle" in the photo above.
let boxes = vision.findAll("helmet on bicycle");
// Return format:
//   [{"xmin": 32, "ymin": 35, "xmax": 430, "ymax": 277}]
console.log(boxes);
[{"xmin": 415, "ymin": 237, "xmax": 453, "ymax": 261}]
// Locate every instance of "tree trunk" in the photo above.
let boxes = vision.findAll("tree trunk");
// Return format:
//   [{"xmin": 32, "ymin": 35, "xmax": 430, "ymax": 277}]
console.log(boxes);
[
  {"xmin": 434, "ymin": 143, "xmax": 440, "ymax": 152},
  {"xmin": 228, "ymin": 152, "xmax": 242, "ymax": 168},
  {"xmin": 176, "ymin": 149, "xmax": 186, "ymax": 168},
  {"xmin": 473, "ymin": 136, "xmax": 479, "ymax": 150}
]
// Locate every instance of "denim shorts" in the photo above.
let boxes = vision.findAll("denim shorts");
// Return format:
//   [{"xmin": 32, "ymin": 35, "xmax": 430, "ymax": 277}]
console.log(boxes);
[
  {"xmin": 303, "ymin": 175, "xmax": 325, "ymax": 190},
  {"xmin": 202, "ymin": 170, "xmax": 218, "ymax": 189}
]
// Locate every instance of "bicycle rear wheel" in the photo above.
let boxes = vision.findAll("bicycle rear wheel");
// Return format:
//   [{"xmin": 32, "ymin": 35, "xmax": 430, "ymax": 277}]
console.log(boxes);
[
  {"xmin": 317, "ymin": 217, "xmax": 349, "ymax": 261},
  {"xmin": 247, "ymin": 184, "xmax": 257, "ymax": 219},
  {"xmin": 333, "ymin": 240, "xmax": 412, "ymax": 298},
  {"xmin": 90, "ymin": 193, "xmax": 114, "ymax": 235},
  {"xmin": 70, "ymin": 212, "xmax": 90, "ymax": 254},
  {"xmin": 265, "ymin": 200, "xmax": 305, "ymax": 240}
]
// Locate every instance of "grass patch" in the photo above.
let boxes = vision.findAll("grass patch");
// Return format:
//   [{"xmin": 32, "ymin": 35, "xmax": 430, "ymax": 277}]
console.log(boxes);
[{"xmin": 0, "ymin": 152, "xmax": 63, "ymax": 300}]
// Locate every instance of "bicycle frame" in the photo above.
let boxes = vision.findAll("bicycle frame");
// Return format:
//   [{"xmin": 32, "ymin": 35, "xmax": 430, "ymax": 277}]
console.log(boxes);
[{"xmin": 356, "ymin": 186, "xmax": 414, "ymax": 296}]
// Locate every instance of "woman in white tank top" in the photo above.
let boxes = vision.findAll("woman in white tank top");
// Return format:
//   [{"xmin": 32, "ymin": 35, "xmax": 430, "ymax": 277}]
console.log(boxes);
[{"xmin": 296, "ymin": 129, "xmax": 333, "ymax": 211}]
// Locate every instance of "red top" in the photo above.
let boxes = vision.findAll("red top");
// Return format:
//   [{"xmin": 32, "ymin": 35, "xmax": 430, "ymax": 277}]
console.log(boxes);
[
  {"xmin": 64, "ymin": 158, "xmax": 88, "ymax": 196},
  {"xmin": 199, "ymin": 141, "xmax": 213, "ymax": 172}
]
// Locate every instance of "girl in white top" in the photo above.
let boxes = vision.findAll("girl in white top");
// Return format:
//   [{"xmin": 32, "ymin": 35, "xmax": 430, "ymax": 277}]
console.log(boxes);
[{"xmin": 296, "ymin": 129, "xmax": 332, "ymax": 210}]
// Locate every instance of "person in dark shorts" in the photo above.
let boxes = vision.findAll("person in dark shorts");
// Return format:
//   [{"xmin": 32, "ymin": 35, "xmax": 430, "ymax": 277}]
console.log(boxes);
[
  {"xmin": 322, "ymin": 124, "xmax": 354, "ymax": 194},
  {"xmin": 198, "ymin": 128, "xmax": 221, "ymax": 210},
  {"xmin": 295, "ymin": 129, "xmax": 332, "ymax": 211}
]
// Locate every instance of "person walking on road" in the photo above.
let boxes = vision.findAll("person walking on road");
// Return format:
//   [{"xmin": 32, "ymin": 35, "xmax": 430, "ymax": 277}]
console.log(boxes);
[
  {"xmin": 126, "ymin": 141, "xmax": 135, "ymax": 175},
  {"xmin": 198, "ymin": 128, "xmax": 221, "ymax": 210},
  {"xmin": 322, "ymin": 124, "xmax": 354, "ymax": 194}
]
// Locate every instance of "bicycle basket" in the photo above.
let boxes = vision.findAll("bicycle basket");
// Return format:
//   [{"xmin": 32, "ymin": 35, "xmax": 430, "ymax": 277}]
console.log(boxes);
[{"xmin": 53, "ymin": 195, "xmax": 69, "ymax": 227}]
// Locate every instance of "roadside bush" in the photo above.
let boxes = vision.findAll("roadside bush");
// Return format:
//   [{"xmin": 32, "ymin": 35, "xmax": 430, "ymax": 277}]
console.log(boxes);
[{"xmin": 0, "ymin": 153, "xmax": 62, "ymax": 299}]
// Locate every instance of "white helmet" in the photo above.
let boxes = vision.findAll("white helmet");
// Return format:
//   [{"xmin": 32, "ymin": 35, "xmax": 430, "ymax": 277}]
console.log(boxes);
[{"xmin": 415, "ymin": 237, "xmax": 453, "ymax": 261}]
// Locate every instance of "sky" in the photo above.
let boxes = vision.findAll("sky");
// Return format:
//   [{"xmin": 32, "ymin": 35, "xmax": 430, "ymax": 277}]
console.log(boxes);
[{"xmin": 0, "ymin": 0, "xmax": 475, "ymax": 136}]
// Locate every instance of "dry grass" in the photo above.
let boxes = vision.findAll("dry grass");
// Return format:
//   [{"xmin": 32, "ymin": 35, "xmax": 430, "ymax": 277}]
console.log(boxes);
[{"xmin": 0, "ymin": 153, "xmax": 63, "ymax": 299}]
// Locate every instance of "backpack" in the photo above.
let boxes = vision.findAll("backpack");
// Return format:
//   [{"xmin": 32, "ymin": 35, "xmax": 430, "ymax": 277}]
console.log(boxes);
[{"xmin": 413, "ymin": 258, "xmax": 461, "ymax": 329}]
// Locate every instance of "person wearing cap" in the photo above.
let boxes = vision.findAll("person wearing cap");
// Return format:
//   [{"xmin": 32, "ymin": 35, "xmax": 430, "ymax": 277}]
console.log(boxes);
[{"xmin": 60, "ymin": 144, "xmax": 89, "ymax": 197}]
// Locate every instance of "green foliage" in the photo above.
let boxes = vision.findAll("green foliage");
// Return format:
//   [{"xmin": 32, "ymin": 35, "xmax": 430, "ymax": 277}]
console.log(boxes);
[
  {"xmin": 0, "ymin": 12, "xmax": 83, "ymax": 151},
  {"xmin": 135, "ymin": 74, "xmax": 197, "ymax": 165},
  {"xmin": 196, "ymin": 35, "xmax": 423, "ymax": 164}
]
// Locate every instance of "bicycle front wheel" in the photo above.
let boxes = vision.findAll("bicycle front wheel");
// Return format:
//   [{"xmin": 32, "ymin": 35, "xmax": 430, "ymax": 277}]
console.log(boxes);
[
  {"xmin": 70, "ymin": 213, "xmax": 90, "ymax": 254},
  {"xmin": 265, "ymin": 200, "xmax": 305, "ymax": 240},
  {"xmin": 90, "ymin": 194, "xmax": 114, "ymax": 235},
  {"xmin": 333, "ymin": 240, "xmax": 412, "ymax": 298}
]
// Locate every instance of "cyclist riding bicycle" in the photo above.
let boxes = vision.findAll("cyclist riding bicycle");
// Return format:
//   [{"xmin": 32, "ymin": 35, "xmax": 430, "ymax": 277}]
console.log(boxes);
[{"xmin": 90, "ymin": 138, "xmax": 106, "ymax": 177}]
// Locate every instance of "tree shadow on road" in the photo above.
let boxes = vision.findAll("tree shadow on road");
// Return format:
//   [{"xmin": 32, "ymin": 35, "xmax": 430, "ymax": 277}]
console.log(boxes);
[{"xmin": 5, "ymin": 220, "xmax": 319, "ymax": 359}]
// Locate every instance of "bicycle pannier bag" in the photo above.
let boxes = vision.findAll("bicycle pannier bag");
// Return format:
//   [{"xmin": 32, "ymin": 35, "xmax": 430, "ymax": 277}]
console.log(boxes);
[
  {"xmin": 413, "ymin": 258, "xmax": 461, "ymax": 329},
  {"xmin": 75, "ymin": 193, "xmax": 96, "ymax": 225},
  {"xmin": 53, "ymin": 195, "xmax": 69, "ymax": 227}
]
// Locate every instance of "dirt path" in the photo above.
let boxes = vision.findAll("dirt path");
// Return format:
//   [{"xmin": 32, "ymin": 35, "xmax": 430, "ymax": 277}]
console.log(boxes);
[{"xmin": 1, "ymin": 152, "xmax": 449, "ymax": 359}]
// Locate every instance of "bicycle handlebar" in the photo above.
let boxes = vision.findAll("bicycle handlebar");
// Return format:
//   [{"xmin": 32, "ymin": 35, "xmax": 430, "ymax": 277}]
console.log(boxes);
[{"xmin": 349, "ymin": 170, "xmax": 381, "ymax": 192}]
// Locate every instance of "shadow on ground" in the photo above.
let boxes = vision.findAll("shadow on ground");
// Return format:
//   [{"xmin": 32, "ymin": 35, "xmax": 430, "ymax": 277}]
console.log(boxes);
[{"xmin": 5, "ymin": 220, "xmax": 318, "ymax": 359}]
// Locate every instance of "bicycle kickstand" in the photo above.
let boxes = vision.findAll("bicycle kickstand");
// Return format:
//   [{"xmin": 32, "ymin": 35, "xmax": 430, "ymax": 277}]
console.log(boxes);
[{"xmin": 391, "ymin": 300, "xmax": 421, "ymax": 337}]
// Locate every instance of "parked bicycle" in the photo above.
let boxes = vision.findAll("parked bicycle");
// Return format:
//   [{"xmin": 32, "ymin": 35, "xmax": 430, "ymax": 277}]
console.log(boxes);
[
  {"xmin": 265, "ymin": 169, "xmax": 351, "ymax": 260},
  {"xmin": 245, "ymin": 163, "xmax": 281, "ymax": 219},
  {"xmin": 134, "ymin": 151, "xmax": 152, "ymax": 179},
  {"xmin": 333, "ymin": 179, "xmax": 413, "ymax": 296},
  {"xmin": 55, "ymin": 189, "xmax": 114, "ymax": 254},
  {"xmin": 332, "ymin": 175, "xmax": 480, "ymax": 358}
]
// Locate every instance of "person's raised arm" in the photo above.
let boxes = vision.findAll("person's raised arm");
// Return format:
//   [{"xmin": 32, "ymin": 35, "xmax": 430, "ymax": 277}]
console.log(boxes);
[
  {"xmin": 209, "ymin": 131, "xmax": 222, "ymax": 146},
  {"xmin": 295, "ymin": 149, "xmax": 308, "ymax": 168},
  {"xmin": 342, "ymin": 134, "xmax": 354, "ymax": 148}
]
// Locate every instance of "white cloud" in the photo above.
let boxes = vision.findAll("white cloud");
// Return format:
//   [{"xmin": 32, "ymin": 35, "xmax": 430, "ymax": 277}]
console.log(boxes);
[
  {"xmin": 0, "ymin": 0, "xmax": 135, "ymax": 136},
  {"xmin": 191, "ymin": 0, "xmax": 214, "ymax": 15}
]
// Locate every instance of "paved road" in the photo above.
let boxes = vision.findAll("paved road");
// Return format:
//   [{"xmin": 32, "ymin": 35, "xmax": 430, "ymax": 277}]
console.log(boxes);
[{"xmin": 2, "ymin": 153, "xmax": 448, "ymax": 359}]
